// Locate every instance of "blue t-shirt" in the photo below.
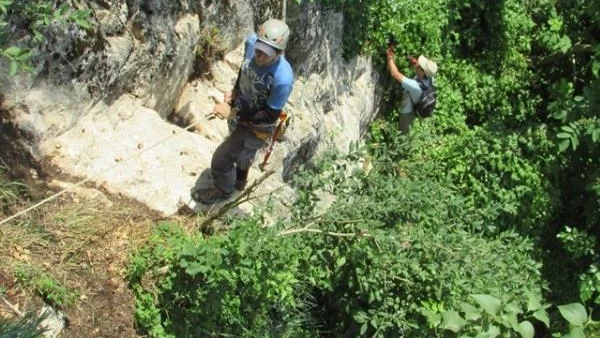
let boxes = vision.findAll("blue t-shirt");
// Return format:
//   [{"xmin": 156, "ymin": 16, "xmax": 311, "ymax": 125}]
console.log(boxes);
[
  {"xmin": 234, "ymin": 34, "xmax": 294, "ymax": 120},
  {"xmin": 400, "ymin": 76, "xmax": 432, "ymax": 115}
]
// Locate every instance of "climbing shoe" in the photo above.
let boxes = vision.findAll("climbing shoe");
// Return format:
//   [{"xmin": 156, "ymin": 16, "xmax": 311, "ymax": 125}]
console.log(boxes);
[{"xmin": 192, "ymin": 187, "xmax": 232, "ymax": 204}]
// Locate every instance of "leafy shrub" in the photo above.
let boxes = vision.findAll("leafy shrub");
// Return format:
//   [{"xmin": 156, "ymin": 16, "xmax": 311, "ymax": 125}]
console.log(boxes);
[
  {"xmin": 579, "ymin": 265, "xmax": 600, "ymax": 307},
  {"xmin": 422, "ymin": 294, "xmax": 600, "ymax": 338},
  {"xmin": 128, "ymin": 222, "xmax": 317, "ymax": 338},
  {"xmin": 420, "ymin": 127, "xmax": 554, "ymax": 235},
  {"xmin": 129, "ymin": 147, "xmax": 546, "ymax": 337}
]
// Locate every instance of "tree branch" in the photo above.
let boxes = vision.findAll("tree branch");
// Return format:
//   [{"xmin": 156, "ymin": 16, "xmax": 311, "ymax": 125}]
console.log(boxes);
[
  {"xmin": 538, "ymin": 43, "xmax": 593, "ymax": 65},
  {"xmin": 1, "ymin": 296, "xmax": 24, "ymax": 318},
  {"xmin": 278, "ymin": 227, "xmax": 370, "ymax": 238},
  {"xmin": 199, "ymin": 169, "xmax": 275, "ymax": 230}
]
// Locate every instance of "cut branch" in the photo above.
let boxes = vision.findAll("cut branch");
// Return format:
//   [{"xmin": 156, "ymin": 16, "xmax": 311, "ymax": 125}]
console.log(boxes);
[
  {"xmin": 538, "ymin": 43, "xmax": 593, "ymax": 65},
  {"xmin": 1, "ymin": 296, "xmax": 24, "ymax": 318},
  {"xmin": 279, "ymin": 227, "xmax": 370, "ymax": 238},
  {"xmin": 199, "ymin": 169, "xmax": 275, "ymax": 230}
]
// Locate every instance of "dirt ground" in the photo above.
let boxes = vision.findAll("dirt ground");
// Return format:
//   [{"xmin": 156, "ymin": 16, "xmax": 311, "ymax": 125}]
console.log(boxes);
[{"xmin": 0, "ymin": 180, "xmax": 193, "ymax": 338}]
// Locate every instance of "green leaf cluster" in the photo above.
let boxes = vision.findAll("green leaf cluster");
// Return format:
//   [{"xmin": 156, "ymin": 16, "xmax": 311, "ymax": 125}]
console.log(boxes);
[
  {"xmin": 420, "ymin": 127, "xmax": 554, "ymax": 235},
  {"xmin": 14, "ymin": 263, "xmax": 78, "ymax": 308},
  {"xmin": 421, "ymin": 293, "xmax": 600, "ymax": 338},
  {"xmin": 128, "ymin": 222, "xmax": 316, "ymax": 338},
  {"xmin": 0, "ymin": 0, "xmax": 92, "ymax": 76}
]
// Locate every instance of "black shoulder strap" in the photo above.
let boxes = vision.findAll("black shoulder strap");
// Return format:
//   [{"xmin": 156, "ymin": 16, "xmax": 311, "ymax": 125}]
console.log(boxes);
[
  {"xmin": 418, "ymin": 77, "xmax": 433, "ymax": 89},
  {"xmin": 411, "ymin": 79, "xmax": 428, "ymax": 105}
]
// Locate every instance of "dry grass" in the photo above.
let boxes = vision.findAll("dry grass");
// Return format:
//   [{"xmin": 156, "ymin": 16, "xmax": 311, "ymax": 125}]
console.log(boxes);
[{"xmin": 0, "ymin": 171, "xmax": 201, "ymax": 337}]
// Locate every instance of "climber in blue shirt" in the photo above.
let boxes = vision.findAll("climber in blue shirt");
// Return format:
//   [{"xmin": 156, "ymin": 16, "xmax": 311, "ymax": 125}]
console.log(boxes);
[{"xmin": 194, "ymin": 18, "xmax": 294, "ymax": 204}]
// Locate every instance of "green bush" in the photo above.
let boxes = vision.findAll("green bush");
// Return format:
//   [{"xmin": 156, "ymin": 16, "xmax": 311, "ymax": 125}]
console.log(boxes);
[
  {"xmin": 128, "ymin": 221, "xmax": 316, "ymax": 338},
  {"xmin": 422, "ymin": 295, "xmax": 600, "ymax": 338},
  {"xmin": 128, "ymin": 147, "xmax": 545, "ymax": 337},
  {"xmin": 420, "ymin": 127, "xmax": 554, "ymax": 235}
]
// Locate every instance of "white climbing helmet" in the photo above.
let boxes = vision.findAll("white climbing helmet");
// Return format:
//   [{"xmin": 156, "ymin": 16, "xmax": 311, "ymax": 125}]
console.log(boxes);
[{"xmin": 257, "ymin": 19, "xmax": 290, "ymax": 51}]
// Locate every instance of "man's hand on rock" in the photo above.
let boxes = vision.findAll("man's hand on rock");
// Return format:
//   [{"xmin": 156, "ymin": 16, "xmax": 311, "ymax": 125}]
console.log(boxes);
[
  {"xmin": 224, "ymin": 91, "xmax": 233, "ymax": 105},
  {"xmin": 208, "ymin": 102, "xmax": 236, "ymax": 120}
]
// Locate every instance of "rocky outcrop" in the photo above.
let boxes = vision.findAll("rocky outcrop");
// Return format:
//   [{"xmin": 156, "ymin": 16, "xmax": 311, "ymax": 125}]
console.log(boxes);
[{"xmin": 0, "ymin": 0, "xmax": 379, "ymax": 216}]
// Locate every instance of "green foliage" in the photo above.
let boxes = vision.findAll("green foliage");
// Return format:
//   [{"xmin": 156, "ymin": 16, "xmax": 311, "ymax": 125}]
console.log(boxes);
[
  {"xmin": 557, "ymin": 225, "xmax": 600, "ymax": 306},
  {"xmin": 128, "ymin": 222, "xmax": 316, "ymax": 338},
  {"xmin": 555, "ymin": 303, "xmax": 600, "ymax": 338},
  {"xmin": 555, "ymin": 113, "xmax": 600, "ymax": 152},
  {"xmin": 0, "ymin": 45, "xmax": 32, "ymax": 75},
  {"xmin": 547, "ymin": 79, "xmax": 599, "ymax": 152},
  {"xmin": 543, "ymin": 37, "xmax": 600, "ymax": 310},
  {"xmin": 366, "ymin": 119, "xmax": 414, "ymax": 166},
  {"xmin": 579, "ymin": 265, "xmax": 600, "ymax": 305},
  {"xmin": 129, "ymin": 145, "xmax": 546, "ymax": 337},
  {"xmin": 14, "ymin": 264, "xmax": 78, "ymax": 308},
  {"xmin": 0, "ymin": 0, "xmax": 92, "ymax": 76},
  {"xmin": 443, "ymin": 0, "xmax": 541, "ymax": 127},
  {"xmin": 557, "ymin": 226, "xmax": 596, "ymax": 259},
  {"xmin": 535, "ymin": 7, "xmax": 573, "ymax": 54},
  {"xmin": 0, "ymin": 0, "xmax": 30, "ymax": 75},
  {"xmin": 422, "ymin": 294, "xmax": 600, "ymax": 338},
  {"xmin": 419, "ymin": 127, "xmax": 554, "ymax": 235},
  {"xmin": 422, "ymin": 292, "xmax": 551, "ymax": 337},
  {"xmin": 0, "ymin": 311, "xmax": 48, "ymax": 338},
  {"xmin": 6, "ymin": 0, "xmax": 92, "ymax": 42}
]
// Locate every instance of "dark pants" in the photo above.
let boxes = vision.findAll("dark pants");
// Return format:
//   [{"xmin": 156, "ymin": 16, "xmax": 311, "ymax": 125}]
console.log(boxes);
[
  {"xmin": 211, "ymin": 125, "xmax": 265, "ymax": 194},
  {"xmin": 398, "ymin": 113, "xmax": 416, "ymax": 135}
]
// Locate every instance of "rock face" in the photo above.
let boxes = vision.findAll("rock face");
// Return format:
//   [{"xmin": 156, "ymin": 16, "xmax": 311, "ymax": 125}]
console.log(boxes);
[{"xmin": 0, "ymin": 1, "xmax": 380, "ymax": 216}]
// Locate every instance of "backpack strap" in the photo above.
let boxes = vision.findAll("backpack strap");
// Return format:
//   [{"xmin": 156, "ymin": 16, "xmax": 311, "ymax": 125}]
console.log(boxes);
[
  {"xmin": 418, "ymin": 77, "xmax": 433, "ymax": 90},
  {"xmin": 409, "ymin": 78, "xmax": 430, "ymax": 106}
]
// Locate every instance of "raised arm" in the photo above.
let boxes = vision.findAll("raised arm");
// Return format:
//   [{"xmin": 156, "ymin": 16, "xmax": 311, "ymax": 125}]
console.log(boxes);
[{"xmin": 386, "ymin": 46, "xmax": 405, "ymax": 82}]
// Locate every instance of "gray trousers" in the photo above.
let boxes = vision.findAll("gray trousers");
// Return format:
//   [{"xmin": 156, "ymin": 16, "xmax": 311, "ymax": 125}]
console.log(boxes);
[
  {"xmin": 211, "ymin": 125, "xmax": 266, "ymax": 194},
  {"xmin": 398, "ymin": 113, "xmax": 416, "ymax": 135}
]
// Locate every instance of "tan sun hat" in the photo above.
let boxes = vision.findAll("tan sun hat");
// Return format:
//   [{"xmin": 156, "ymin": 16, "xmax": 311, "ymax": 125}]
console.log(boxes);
[{"xmin": 418, "ymin": 55, "xmax": 438, "ymax": 78}]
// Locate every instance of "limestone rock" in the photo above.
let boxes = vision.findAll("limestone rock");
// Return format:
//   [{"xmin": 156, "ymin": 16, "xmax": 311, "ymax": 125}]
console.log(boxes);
[{"xmin": 0, "ymin": 1, "xmax": 380, "ymax": 217}]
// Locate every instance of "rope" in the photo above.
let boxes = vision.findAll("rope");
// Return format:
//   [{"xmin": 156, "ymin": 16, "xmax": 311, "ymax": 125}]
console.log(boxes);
[{"xmin": 0, "ymin": 122, "xmax": 196, "ymax": 226}]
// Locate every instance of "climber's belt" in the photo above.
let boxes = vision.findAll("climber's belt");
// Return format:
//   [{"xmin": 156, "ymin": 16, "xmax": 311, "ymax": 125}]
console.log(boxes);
[{"xmin": 239, "ymin": 122, "xmax": 276, "ymax": 141}]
